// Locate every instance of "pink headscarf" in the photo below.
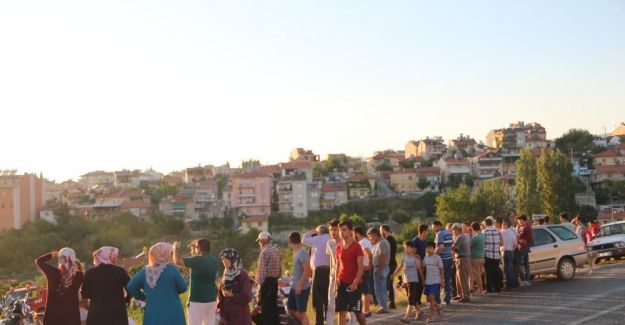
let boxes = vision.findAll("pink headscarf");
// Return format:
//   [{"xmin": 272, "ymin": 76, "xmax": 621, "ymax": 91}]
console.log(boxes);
[
  {"xmin": 93, "ymin": 246, "xmax": 119, "ymax": 266},
  {"xmin": 58, "ymin": 247, "xmax": 79, "ymax": 288},
  {"xmin": 145, "ymin": 242, "xmax": 173, "ymax": 289}
]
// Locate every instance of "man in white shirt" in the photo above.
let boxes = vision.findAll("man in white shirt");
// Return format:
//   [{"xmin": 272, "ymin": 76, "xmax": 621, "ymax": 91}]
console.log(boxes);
[
  {"xmin": 500, "ymin": 219, "xmax": 518, "ymax": 289},
  {"xmin": 353, "ymin": 226, "xmax": 374, "ymax": 318}
]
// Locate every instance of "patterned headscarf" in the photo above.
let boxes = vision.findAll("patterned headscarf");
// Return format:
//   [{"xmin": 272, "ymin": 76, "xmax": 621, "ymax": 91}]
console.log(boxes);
[
  {"xmin": 220, "ymin": 248, "xmax": 243, "ymax": 292},
  {"xmin": 93, "ymin": 246, "xmax": 119, "ymax": 266},
  {"xmin": 58, "ymin": 247, "xmax": 78, "ymax": 288},
  {"xmin": 145, "ymin": 242, "xmax": 173, "ymax": 289}
]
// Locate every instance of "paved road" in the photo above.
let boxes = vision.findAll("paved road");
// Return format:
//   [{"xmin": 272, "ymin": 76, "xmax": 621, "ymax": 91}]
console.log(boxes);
[{"xmin": 368, "ymin": 261, "xmax": 625, "ymax": 325}]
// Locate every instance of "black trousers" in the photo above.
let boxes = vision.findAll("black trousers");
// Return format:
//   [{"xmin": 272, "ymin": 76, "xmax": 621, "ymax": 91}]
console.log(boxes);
[
  {"xmin": 312, "ymin": 267, "xmax": 330, "ymax": 325},
  {"xmin": 387, "ymin": 264, "xmax": 397, "ymax": 307},
  {"xmin": 484, "ymin": 258, "xmax": 502, "ymax": 293},
  {"xmin": 259, "ymin": 277, "xmax": 279, "ymax": 325}
]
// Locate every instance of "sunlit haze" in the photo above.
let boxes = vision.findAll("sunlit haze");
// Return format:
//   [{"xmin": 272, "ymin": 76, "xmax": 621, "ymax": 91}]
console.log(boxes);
[{"xmin": 1, "ymin": 0, "xmax": 624, "ymax": 181}]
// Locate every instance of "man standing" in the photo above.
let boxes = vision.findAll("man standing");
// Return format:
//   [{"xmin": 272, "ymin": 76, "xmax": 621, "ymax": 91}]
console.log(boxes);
[
  {"xmin": 469, "ymin": 222, "xmax": 485, "ymax": 296},
  {"xmin": 256, "ymin": 231, "xmax": 282, "ymax": 325},
  {"xmin": 432, "ymin": 221, "xmax": 453, "ymax": 305},
  {"xmin": 559, "ymin": 213, "xmax": 575, "ymax": 232},
  {"xmin": 326, "ymin": 219, "xmax": 341, "ymax": 325},
  {"xmin": 303, "ymin": 225, "xmax": 331, "ymax": 325},
  {"xmin": 380, "ymin": 225, "xmax": 397, "ymax": 309},
  {"xmin": 516, "ymin": 215, "xmax": 533, "ymax": 286},
  {"xmin": 368, "ymin": 227, "xmax": 390, "ymax": 314},
  {"xmin": 451, "ymin": 224, "xmax": 471, "ymax": 303},
  {"xmin": 288, "ymin": 232, "xmax": 312, "ymax": 325},
  {"xmin": 411, "ymin": 225, "xmax": 429, "ymax": 305},
  {"xmin": 483, "ymin": 218, "xmax": 503, "ymax": 293},
  {"xmin": 500, "ymin": 220, "xmax": 518, "ymax": 289},
  {"xmin": 336, "ymin": 221, "xmax": 366, "ymax": 325},
  {"xmin": 173, "ymin": 238, "xmax": 219, "ymax": 325},
  {"xmin": 353, "ymin": 227, "xmax": 374, "ymax": 318}
]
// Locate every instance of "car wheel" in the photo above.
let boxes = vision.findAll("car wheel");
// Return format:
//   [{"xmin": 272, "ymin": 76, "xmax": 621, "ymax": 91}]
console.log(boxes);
[{"xmin": 557, "ymin": 257, "xmax": 576, "ymax": 280}]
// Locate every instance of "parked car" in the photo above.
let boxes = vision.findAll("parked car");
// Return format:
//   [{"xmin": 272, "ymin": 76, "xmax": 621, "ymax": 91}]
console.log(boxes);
[
  {"xmin": 529, "ymin": 225, "xmax": 588, "ymax": 280},
  {"xmin": 587, "ymin": 221, "xmax": 625, "ymax": 262}
]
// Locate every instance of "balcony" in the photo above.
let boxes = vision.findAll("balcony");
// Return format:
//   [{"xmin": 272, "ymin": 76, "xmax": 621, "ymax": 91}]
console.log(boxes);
[{"xmin": 238, "ymin": 191, "xmax": 256, "ymax": 197}]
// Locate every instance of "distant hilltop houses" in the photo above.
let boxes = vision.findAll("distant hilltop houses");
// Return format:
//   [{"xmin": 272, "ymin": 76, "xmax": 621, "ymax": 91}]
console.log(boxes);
[{"xmin": 2, "ymin": 121, "xmax": 625, "ymax": 232}]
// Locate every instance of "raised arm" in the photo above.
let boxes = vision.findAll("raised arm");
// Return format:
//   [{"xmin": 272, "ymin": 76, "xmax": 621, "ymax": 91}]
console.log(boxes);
[
  {"xmin": 35, "ymin": 252, "xmax": 59, "ymax": 279},
  {"xmin": 173, "ymin": 266, "xmax": 188, "ymax": 294}
]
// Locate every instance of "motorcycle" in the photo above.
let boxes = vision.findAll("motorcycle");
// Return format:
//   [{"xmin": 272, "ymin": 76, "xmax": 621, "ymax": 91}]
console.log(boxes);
[{"xmin": 0, "ymin": 293, "xmax": 41, "ymax": 325}]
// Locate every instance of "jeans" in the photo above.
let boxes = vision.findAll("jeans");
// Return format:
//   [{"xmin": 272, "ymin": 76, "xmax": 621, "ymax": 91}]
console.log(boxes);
[
  {"xmin": 259, "ymin": 277, "xmax": 279, "ymax": 325},
  {"xmin": 435, "ymin": 258, "xmax": 454, "ymax": 304},
  {"xmin": 503, "ymin": 250, "xmax": 518, "ymax": 288},
  {"xmin": 517, "ymin": 248, "xmax": 530, "ymax": 282},
  {"xmin": 374, "ymin": 265, "xmax": 390, "ymax": 310}
]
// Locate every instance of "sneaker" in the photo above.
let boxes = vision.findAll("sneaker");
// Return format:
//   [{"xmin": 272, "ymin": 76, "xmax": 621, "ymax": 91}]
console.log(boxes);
[{"xmin": 375, "ymin": 309, "xmax": 389, "ymax": 314}]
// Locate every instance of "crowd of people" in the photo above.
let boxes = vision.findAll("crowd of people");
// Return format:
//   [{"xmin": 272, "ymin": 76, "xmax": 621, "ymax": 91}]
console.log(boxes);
[{"xmin": 31, "ymin": 212, "xmax": 599, "ymax": 325}]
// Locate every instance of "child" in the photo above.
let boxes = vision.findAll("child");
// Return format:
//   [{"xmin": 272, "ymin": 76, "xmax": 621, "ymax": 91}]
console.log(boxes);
[
  {"xmin": 392, "ymin": 241, "xmax": 425, "ymax": 323},
  {"xmin": 423, "ymin": 242, "xmax": 444, "ymax": 323}
]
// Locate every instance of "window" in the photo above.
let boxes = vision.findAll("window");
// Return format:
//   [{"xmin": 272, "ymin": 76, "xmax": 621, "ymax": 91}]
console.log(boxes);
[
  {"xmin": 532, "ymin": 229, "xmax": 556, "ymax": 246},
  {"xmin": 601, "ymin": 224, "xmax": 625, "ymax": 236},
  {"xmin": 548, "ymin": 226, "xmax": 577, "ymax": 241}
]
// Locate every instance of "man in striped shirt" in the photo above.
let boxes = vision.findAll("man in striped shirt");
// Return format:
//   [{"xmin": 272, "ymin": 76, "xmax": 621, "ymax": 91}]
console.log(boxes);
[
  {"xmin": 256, "ymin": 231, "xmax": 283, "ymax": 325},
  {"xmin": 432, "ymin": 220, "xmax": 453, "ymax": 305}
]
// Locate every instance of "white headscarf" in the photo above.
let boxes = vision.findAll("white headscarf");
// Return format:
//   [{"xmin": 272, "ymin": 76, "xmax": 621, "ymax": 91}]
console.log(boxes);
[
  {"xmin": 145, "ymin": 242, "xmax": 173, "ymax": 289},
  {"xmin": 93, "ymin": 246, "xmax": 119, "ymax": 266},
  {"xmin": 58, "ymin": 247, "xmax": 78, "ymax": 288}
]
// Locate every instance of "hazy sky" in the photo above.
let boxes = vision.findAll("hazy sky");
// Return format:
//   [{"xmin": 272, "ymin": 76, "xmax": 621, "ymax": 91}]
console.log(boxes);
[{"xmin": 1, "ymin": 1, "xmax": 624, "ymax": 182}]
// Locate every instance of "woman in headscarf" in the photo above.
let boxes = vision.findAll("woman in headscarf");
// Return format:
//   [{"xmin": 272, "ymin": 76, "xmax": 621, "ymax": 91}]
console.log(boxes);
[
  {"xmin": 81, "ymin": 246, "xmax": 131, "ymax": 325},
  {"xmin": 126, "ymin": 242, "xmax": 187, "ymax": 325},
  {"xmin": 36, "ymin": 248, "xmax": 84, "ymax": 325},
  {"xmin": 217, "ymin": 248, "xmax": 252, "ymax": 325}
]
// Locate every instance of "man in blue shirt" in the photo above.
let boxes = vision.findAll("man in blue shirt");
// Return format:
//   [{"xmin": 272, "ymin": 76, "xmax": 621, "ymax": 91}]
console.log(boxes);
[{"xmin": 432, "ymin": 221, "xmax": 453, "ymax": 305}]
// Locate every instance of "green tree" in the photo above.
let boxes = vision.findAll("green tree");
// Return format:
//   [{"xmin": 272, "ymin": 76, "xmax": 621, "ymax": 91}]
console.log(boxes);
[
  {"xmin": 214, "ymin": 173, "xmax": 229, "ymax": 197},
  {"xmin": 435, "ymin": 184, "xmax": 474, "ymax": 224},
  {"xmin": 323, "ymin": 157, "xmax": 346, "ymax": 174},
  {"xmin": 555, "ymin": 129, "xmax": 603, "ymax": 157},
  {"xmin": 390, "ymin": 209, "xmax": 412, "ymax": 224},
  {"xmin": 241, "ymin": 159, "xmax": 261, "ymax": 168},
  {"xmin": 537, "ymin": 149, "xmax": 576, "ymax": 218},
  {"xmin": 609, "ymin": 181, "xmax": 625, "ymax": 202},
  {"xmin": 375, "ymin": 163, "xmax": 393, "ymax": 172},
  {"xmin": 339, "ymin": 213, "xmax": 366, "ymax": 230},
  {"xmin": 417, "ymin": 177, "xmax": 430, "ymax": 190},
  {"xmin": 472, "ymin": 180, "xmax": 514, "ymax": 219},
  {"xmin": 400, "ymin": 158, "xmax": 417, "ymax": 169},
  {"xmin": 516, "ymin": 148, "xmax": 540, "ymax": 216}
]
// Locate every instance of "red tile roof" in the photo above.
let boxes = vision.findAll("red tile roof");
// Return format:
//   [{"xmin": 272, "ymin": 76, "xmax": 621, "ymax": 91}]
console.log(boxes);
[
  {"xmin": 415, "ymin": 167, "xmax": 440, "ymax": 175},
  {"xmin": 234, "ymin": 172, "xmax": 272, "ymax": 179},
  {"xmin": 592, "ymin": 150, "xmax": 622, "ymax": 158},
  {"xmin": 259, "ymin": 165, "xmax": 281, "ymax": 174},
  {"xmin": 321, "ymin": 183, "xmax": 347, "ymax": 192},
  {"xmin": 280, "ymin": 161, "xmax": 312, "ymax": 169},
  {"xmin": 597, "ymin": 210, "xmax": 625, "ymax": 222},
  {"xmin": 391, "ymin": 169, "xmax": 417, "ymax": 175},
  {"xmin": 119, "ymin": 200, "xmax": 153, "ymax": 209}
]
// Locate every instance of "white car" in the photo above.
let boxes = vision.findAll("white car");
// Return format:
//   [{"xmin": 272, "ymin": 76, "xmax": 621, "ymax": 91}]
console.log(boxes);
[{"xmin": 587, "ymin": 221, "xmax": 625, "ymax": 262}]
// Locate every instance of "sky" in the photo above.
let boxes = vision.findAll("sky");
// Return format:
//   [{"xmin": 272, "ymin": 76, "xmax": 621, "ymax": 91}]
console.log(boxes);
[{"xmin": 1, "ymin": 0, "xmax": 624, "ymax": 182}]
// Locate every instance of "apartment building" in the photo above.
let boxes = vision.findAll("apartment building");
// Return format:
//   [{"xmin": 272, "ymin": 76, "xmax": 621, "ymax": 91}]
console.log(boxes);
[{"xmin": 0, "ymin": 171, "xmax": 44, "ymax": 230}]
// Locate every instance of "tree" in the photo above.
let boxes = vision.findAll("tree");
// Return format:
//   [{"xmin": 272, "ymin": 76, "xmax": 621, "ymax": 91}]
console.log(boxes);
[
  {"xmin": 390, "ymin": 209, "xmax": 412, "ymax": 224},
  {"xmin": 214, "ymin": 173, "xmax": 229, "ymax": 197},
  {"xmin": 417, "ymin": 177, "xmax": 430, "ymax": 191},
  {"xmin": 375, "ymin": 163, "xmax": 393, "ymax": 172},
  {"xmin": 323, "ymin": 157, "xmax": 346, "ymax": 174},
  {"xmin": 516, "ymin": 148, "xmax": 540, "ymax": 216},
  {"xmin": 537, "ymin": 149, "xmax": 576, "ymax": 218},
  {"xmin": 609, "ymin": 181, "xmax": 625, "ymax": 202},
  {"xmin": 400, "ymin": 158, "xmax": 417, "ymax": 169},
  {"xmin": 241, "ymin": 159, "xmax": 261, "ymax": 168},
  {"xmin": 435, "ymin": 184, "xmax": 474, "ymax": 224},
  {"xmin": 472, "ymin": 180, "xmax": 515, "ymax": 219},
  {"xmin": 339, "ymin": 213, "xmax": 366, "ymax": 230},
  {"xmin": 555, "ymin": 129, "xmax": 602, "ymax": 158}
]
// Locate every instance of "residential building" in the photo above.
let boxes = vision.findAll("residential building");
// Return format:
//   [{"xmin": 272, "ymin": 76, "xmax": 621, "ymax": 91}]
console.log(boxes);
[
  {"xmin": 185, "ymin": 166, "xmax": 214, "ymax": 183},
  {"xmin": 114, "ymin": 170, "xmax": 142, "ymax": 188},
  {"xmin": 159, "ymin": 196, "xmax": 194, "ymax": 220},
  {"xmin": 436, "ymin": 155, "xmax": 472, "ymax": 182},
  {"xmin": 389, "ymin": 169, "xmax": 417, "ymax": 193},
  {"xmin": 79, "ymin": 171, "xmax": 114, "ymax": 188},
  {"xmin": 91, "ymin": 190, "xmax": 151, "ymax": 217},
  {"xmin": 0, "ymin": 171, "xmax": 44, "ymax": 230},
  {"xmin": 289, "ymin": 148, "xmax": 319, "ymax": 162},
  {"xmin": 307, "ymin": 183, "xmax": 321, "ymax": 211},
  {"xmin": 346, "ymin": 174, "xmax": 376, "ymax": 200},
  {"xmin": 320, "ymin": 183, "xmax": 348, "ymax": 209},
  {"xmin": 448, "ymin": 135, "xmax": 478, "ymax": 155},
  {"xmin": 472, "ymin": 151, "xmax": 504, "ymax": 179},
  {"xmin": 230, "ymin": 172, "xmax": 272, "ymax": 218},
  {"xmin": 367, "ymin": 150, "xmax": 405, "ymax": 174},
  {"xmin": 405, "ymin": 137, "xmax": 447, "ymax": 160},
  {"xmin": 240, "ymin": 215, "xmax": 269, "ymax": 233},
  {"xmin": 485, "ymin": 121, "xmax": 547, "ymax": 155},
  {"xmin": 119, "ymin": 200, "xmax": 155, "ymax": 219},
  {"xmin": 280, "ymin": 161, "xmax": 313, "ymax": 183},
  {"xmin": 591, "ymin": 165, "xmax": 625, "ymax": 185},
  {"xmin": 277, "ymin": 173, "xmax": 308, "ymax": 218},
  {"xmin": 592, "ymin": 150, "xmax": 623, "ymax": 166},
  {"xmin": 415, "ymin": 167, "xmax": 441, "ymax": 191}
]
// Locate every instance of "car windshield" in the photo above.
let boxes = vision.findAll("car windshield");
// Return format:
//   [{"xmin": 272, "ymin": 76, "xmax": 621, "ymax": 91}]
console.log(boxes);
[
  {"xmin": 548, "ymin": 226, "xmax": 578, "ymax": 241},
  {"xmin": 600, "ymin": 223, "xmax": 625, "ymax": 237}
]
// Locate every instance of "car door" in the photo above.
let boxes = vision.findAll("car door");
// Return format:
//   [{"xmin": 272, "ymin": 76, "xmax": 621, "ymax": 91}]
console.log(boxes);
[{"xmin": 530, "ymin": 228, "xmax": 558, "ymax": 273}]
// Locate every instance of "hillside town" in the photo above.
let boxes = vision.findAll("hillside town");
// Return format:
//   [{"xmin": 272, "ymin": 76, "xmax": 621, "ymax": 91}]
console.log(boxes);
[{"xmin": 2, "ymin": 121, "xmax": 625, "ymax": 234}]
